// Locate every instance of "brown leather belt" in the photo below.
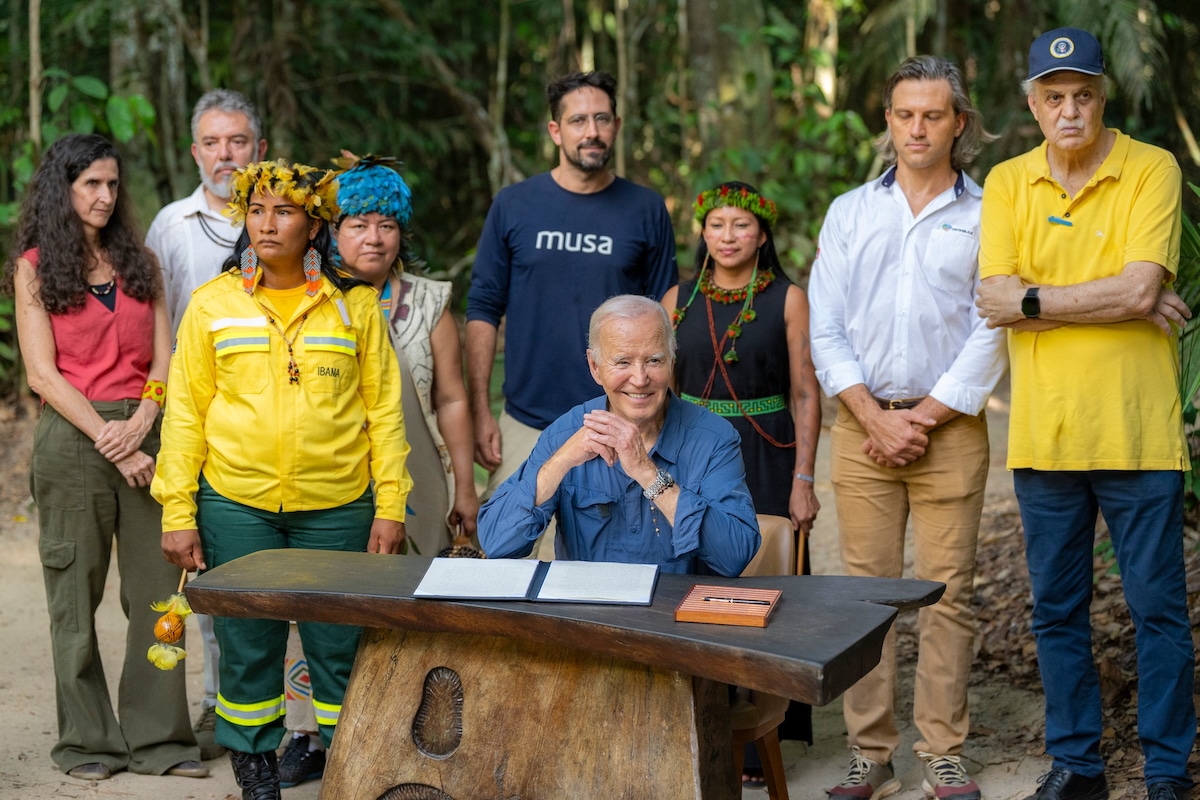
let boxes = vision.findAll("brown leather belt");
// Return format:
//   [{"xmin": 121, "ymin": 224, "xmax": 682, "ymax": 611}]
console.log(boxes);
[{"xmin": 875, "ymin": 396, "xmax": 926, "ymax": 410}]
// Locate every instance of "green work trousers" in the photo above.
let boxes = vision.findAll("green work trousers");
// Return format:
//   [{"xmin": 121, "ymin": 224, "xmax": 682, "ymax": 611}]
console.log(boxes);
[
  {"xmin": 197, "ymin": 477, "xmax": 373, "ymax": 753},
  {"xmin": 32, "ymin": 401, "xmax": 198, "ymax": 775}
]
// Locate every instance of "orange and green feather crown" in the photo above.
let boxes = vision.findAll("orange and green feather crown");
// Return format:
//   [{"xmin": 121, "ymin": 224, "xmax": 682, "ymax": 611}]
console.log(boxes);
[{"xmin": 224, "ymin": 159, "xmax": 340, "ymax": 226}]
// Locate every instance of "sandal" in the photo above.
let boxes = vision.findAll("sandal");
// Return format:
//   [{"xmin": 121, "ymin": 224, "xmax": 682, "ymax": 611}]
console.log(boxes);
[{"xmin": 742, "ymin": 767, "xmax": 767, "ymax": 789}]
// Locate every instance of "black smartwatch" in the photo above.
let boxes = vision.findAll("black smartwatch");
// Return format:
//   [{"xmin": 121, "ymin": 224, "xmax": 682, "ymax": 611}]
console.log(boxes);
[{"xmin": 1021, "ymin": 287, "xmax": 1041, "ymax": 319}]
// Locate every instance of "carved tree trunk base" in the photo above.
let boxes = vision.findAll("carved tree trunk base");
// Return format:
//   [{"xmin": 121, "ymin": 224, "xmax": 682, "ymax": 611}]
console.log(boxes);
[{"xmin": 321, "ymin": 628, "xmax": 736, "ymax": 800}]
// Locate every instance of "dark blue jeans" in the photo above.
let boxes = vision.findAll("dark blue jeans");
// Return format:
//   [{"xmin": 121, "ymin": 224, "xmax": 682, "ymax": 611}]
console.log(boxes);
[{"xmin": 1014, "ymin": 469, "xmax": 1195, "ymax": 786}]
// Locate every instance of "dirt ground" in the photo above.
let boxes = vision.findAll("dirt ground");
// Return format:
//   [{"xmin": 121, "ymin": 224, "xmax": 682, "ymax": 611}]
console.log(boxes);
[{"xmin": 0, "ymin": 387, "xmax": 1195, "ymax": 800}]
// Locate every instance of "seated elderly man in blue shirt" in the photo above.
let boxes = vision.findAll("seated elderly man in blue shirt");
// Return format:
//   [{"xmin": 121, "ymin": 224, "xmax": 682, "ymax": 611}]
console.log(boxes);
[{"xmin": 478, "ymin": 294, "xmax": 760, "ymax": 575}]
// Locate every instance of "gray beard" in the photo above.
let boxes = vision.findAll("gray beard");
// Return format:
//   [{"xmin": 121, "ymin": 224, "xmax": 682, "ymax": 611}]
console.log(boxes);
[{"xmin": 199, "ymin": 165, "xmax": 233, "ymax": 201}]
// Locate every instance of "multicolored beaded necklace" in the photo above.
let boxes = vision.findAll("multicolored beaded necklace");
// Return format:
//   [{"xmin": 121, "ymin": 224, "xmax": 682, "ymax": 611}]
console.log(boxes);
[
  {"xmin": 672, "ymin": 254, "xmax": 793, "ymax": 450},
  {"xmin": 671, "ymin": 254, "xmax": 775, "ymax": 364}
]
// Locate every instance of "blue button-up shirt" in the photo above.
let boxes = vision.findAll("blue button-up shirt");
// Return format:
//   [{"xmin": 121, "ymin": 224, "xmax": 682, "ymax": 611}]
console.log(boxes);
[{"xmin": 478, "ymin": 393, "xmax": 760, "ymax": 576}]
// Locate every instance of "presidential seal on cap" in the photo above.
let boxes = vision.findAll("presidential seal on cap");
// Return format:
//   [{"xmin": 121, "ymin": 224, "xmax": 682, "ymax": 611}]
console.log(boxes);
[{"xmin": 1027, "ymin": 27, "xmax": 1105, "ymax": 81}]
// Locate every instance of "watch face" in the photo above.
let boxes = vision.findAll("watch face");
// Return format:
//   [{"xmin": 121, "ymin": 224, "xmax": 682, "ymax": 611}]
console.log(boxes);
[{"xmin": 1022, "ymin": 289, "xmax": 1040, "ymax": 318}]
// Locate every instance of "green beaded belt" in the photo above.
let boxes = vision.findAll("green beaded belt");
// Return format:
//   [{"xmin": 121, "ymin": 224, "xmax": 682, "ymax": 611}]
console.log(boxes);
[{"xmin": 679, "ymin": 393, "xmax": 786, "ymax": 417}]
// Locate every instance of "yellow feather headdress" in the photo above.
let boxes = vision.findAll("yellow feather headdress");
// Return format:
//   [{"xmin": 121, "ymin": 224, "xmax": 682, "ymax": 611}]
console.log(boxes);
[{"xmin": 224, "ymin": 159, "xmax": 340, "ymax": 226}]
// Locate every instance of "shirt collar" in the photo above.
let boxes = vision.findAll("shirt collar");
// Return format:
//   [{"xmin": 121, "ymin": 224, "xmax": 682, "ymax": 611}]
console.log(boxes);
[
  {"xmin": 878, "ymin": 165, "xmax": 972, "ymax": 198},
  {"xmin": 184, "ymin": 184, "xmax": 236, "ymax": 222},
  {"xmin": 1024, "ymin": 128, "xmax": 1128, "ymax": 186}
]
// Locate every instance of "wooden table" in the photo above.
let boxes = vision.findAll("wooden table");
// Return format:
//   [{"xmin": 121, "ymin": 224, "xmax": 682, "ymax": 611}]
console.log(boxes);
[{"xmin": 188, "ymin": 550, "xmax": 942, "ymax": 800}]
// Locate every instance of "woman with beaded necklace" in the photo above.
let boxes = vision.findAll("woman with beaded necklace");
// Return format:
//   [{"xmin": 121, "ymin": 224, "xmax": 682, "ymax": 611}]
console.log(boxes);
[
  {"xmin": 663, "ymin": 181, "xmax": 822, "ymax": 774},
  {"xmin": 152, "ymin": 159, "xmax": 411, "ymax": 800}
]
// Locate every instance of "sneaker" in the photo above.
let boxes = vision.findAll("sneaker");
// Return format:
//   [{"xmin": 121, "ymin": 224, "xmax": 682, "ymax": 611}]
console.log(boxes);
[
  {"xmin": 828, "ymin": 746, "xmax": 902, "ymax": 800},
  {"xmin": 1147, "ymin": 783, "xmax": 1190, "ymax": 800},
  {"xmin": 1023, "ymin": 768, "xmax": 1108, "ymax": 800},
  {"xmin": 277, "ymin": 734, "xmax": 326, "ymax": 788},
  {"xmin": 194, "ymin": 705, "xmax": 226, "ymax": 760},
  {"xmin": 918, "ymin": 751, "xmax": 981, "ymax": 800}
]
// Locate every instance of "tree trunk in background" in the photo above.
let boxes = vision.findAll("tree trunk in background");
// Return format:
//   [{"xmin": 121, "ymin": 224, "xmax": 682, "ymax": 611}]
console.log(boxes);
[
  {"xmin": 489, "ymin": 0, "xmax": 514, "ymax": 191},
  {"xmin": 803, "ymin": 0, "xmax": 837, "ymax": 116},
  {"xmin": 676, "ymin": 0, "xmax": 692, "ymax": 178},
  {"xmin": 266, "ymin": 0, "xmax": 298, "ymax": 158},
  {"xmin": 688, "ymin": 0, "xmax": 773, "ymax": 157},
  {"xmin": 156, "ymin": 0, "xmax": 191, "ymax": 202},
  {"xmin": 558, "ymin": 0, "xmax": 578, "ymax": 75},
  {"xmin": 109, "ymin": 2, "xmax": 138, "ymax": 95},
  {"xmin": 615, "ymin": 0, "xmax": 627, "ymax": 176},
  {"xmin": 28, "ymin": 0, "xmax": 41, "ymax": 151}
]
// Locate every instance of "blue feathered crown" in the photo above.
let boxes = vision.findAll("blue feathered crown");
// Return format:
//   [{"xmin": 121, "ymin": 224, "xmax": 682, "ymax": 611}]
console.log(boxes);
[{"xmin": 332, "ymin": 151, "xmax": 413, "ymax": 225}]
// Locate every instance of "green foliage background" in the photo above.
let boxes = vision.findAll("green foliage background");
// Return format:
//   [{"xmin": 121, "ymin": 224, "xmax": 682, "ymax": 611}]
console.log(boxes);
[{"xmin": 1, "ymin": 0, "xmax": 1199, "ymax": 407}]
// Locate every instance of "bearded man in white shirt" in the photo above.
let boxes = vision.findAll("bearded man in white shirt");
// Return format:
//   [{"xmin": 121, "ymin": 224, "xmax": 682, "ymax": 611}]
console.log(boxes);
[{"xmin": 808, "ymin": 56, "xmax": 1006, "ymax": 800}]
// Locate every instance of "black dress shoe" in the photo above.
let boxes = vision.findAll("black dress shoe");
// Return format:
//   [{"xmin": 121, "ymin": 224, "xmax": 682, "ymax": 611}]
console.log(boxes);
[
  {"xmin": 1024, "ymin": 768, "xmax": 1108, "ymax": 800},
  {"xmin": 1147, "ymin": 782, "xmax": 1191, "ymax": 800}
]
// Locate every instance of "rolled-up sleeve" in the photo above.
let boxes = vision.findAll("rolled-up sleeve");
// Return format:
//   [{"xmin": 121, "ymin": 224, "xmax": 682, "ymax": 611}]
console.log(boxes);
[
  {"xmin": 477, "ymin": 436, "xmax": 559, "ymax": 559},
  {"xmin": 669, "ymin": 431, "xmax": 760, "ymax": 577}
]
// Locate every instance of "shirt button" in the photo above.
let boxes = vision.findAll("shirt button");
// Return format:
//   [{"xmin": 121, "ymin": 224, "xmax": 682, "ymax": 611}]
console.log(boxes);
[
  {"xmin": 1061, "ymin": 193, "xmax": 1066, "ymax": 199},
  {"xmin": 630, "ymin": 526, "xmax": 637, "ymax": 533},
  {"xmin": 1064, "ymin": 212, "xmax": 1071, "ymax": 218}
]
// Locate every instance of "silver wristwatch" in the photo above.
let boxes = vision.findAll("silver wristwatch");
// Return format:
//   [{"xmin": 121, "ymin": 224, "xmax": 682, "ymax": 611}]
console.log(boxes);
[{"xmin": 642, "ymin": 468, "xmax": 675, "ymax": 501}]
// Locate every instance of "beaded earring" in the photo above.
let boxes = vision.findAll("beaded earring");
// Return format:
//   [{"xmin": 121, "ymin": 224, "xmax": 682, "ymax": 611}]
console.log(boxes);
[
  {"xmin": 240, "ymin": 246, "xmax": 258, "ymax": 295},
  {"xmin": 303, "ymin": 245, "xmax": 321, "ymax": 296}
]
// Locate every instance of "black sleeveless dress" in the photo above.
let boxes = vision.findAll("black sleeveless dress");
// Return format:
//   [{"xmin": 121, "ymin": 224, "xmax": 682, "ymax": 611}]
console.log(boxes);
[
  {"xmin": 673, "ymin": 270, "xmax": 813, "ymax": 745},
  {"xmin": 674, "ymin": 272, "xmax": 794, "ymax": 516}
]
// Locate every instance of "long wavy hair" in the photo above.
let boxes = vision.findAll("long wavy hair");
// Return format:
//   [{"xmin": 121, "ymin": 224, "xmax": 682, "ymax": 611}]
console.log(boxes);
[
  {"xmin": 2, "ymin": 134, "xmax": 160, "ymax": 313},
  {"xmin": 222, "ymin": 214, "xmax": 367, "ymax": 294},
  {"xmin": 690, "ymin": 181, "xmax": 790, "ymax": 284},
  {"xmin": 874, "ymin": 55, "xmax": 997, "ymax": 171}
]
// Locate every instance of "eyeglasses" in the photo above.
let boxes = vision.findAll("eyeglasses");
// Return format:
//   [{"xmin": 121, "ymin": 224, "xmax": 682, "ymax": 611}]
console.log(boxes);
[{"xmin": 563, "ymin": 112, "xmax": 616, "ymax": 129}]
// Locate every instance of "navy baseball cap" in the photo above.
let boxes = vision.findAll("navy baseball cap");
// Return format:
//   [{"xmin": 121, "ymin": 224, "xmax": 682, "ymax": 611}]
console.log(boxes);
[{"xmin": 1027, "ymin": 27, "xmax": 1105, "ymax": 81}]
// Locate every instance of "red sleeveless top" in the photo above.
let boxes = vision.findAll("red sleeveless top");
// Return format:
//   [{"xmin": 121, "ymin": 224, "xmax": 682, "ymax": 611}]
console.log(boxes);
[{"xmin": 25, "ymin": 247, "xmax": 154, "ymax": 401}]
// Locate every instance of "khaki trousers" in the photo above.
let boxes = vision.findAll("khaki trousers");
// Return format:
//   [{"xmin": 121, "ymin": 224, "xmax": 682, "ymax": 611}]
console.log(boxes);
[
  {"xmin": 484, "ymin": 410, "xmax": 557, "ymax": 560},
  {"xmin": 830, "ymin": 404, "xmax": 988, "ymax": 762}
]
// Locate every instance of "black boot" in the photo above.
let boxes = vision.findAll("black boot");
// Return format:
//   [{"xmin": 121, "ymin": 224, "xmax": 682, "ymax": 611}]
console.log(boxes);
[{"xmin": 228, "ymin": 750, "xmax": 281, "ymax": 800}]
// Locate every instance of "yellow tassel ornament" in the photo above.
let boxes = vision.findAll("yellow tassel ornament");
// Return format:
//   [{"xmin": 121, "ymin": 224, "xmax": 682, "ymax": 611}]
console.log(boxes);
[{"xmin": 147, "ymin": 571, "xmax": 192, "ymax": 670}]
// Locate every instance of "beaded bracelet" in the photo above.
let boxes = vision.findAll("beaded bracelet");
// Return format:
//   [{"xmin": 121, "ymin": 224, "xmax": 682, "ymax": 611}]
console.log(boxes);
[
  {"xmin": 142, "ymin": 380, "xmax": 166, "ymax": 408},
  {"xmin": 793, "ymin": 472, "xmax": 814, "ymax": 483}
]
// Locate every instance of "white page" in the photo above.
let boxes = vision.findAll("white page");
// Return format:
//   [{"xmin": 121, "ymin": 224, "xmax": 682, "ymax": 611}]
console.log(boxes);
[
  {"xmin": 535, "ymin": 561, "xmax": 658, "ymax": 604},
  {"xmin": 413, "ymin": 558, "xmax": 539, "ymax": 599}
]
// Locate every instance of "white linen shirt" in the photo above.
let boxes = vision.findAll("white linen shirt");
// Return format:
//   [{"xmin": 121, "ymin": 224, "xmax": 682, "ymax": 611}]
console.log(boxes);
[
  {"xmin": 145, "ymin": 185, "xmax": 240, "ymax": 334},
  {"xmin": 808, "ymin": 167, "xmax": 1006, "ymax": 415}
]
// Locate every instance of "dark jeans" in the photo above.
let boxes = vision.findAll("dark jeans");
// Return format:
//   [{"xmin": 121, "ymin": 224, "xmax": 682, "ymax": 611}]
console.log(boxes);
[{"xmin": 1014, "ymin": 469, "xmax": 1195, "ymax": 786}]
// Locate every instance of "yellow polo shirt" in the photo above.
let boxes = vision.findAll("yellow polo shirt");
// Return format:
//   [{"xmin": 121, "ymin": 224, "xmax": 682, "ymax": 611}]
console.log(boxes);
[
  {"xmin": 979, "ymin": 130, "xmax": 1186, "ymax": 470},
  {"xmin": 152, "ymin": 269, "xmax": 412, "ymax": 530}
]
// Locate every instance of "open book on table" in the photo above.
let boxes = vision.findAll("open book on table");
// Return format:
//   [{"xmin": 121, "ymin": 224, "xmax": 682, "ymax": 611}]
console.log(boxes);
[{"xmin": 412, "ymin": 558, "xmax": 660, "ymax": 605}]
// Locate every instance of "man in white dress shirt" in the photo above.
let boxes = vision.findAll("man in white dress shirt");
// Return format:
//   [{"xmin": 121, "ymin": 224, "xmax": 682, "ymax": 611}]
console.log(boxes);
[
  {"xmin": 145, "ymin": 89, "xmax": 267, "ymax": 759},
  {"xmin": 808, "ymin": 56, "xmax": 1006, "ymax": 800}
]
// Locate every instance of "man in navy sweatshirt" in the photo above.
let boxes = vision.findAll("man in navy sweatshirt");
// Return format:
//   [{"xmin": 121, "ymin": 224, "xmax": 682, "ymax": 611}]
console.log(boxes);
[{"xmin": 466, "ymin": 70, "xmax": 677, "ymax": 558}]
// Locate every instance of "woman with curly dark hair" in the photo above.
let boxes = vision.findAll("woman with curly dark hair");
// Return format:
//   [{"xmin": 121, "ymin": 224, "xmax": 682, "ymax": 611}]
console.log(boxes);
[{"xmin": 2, "ymin": 134, "xmax": 206, "ymax": 781}]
